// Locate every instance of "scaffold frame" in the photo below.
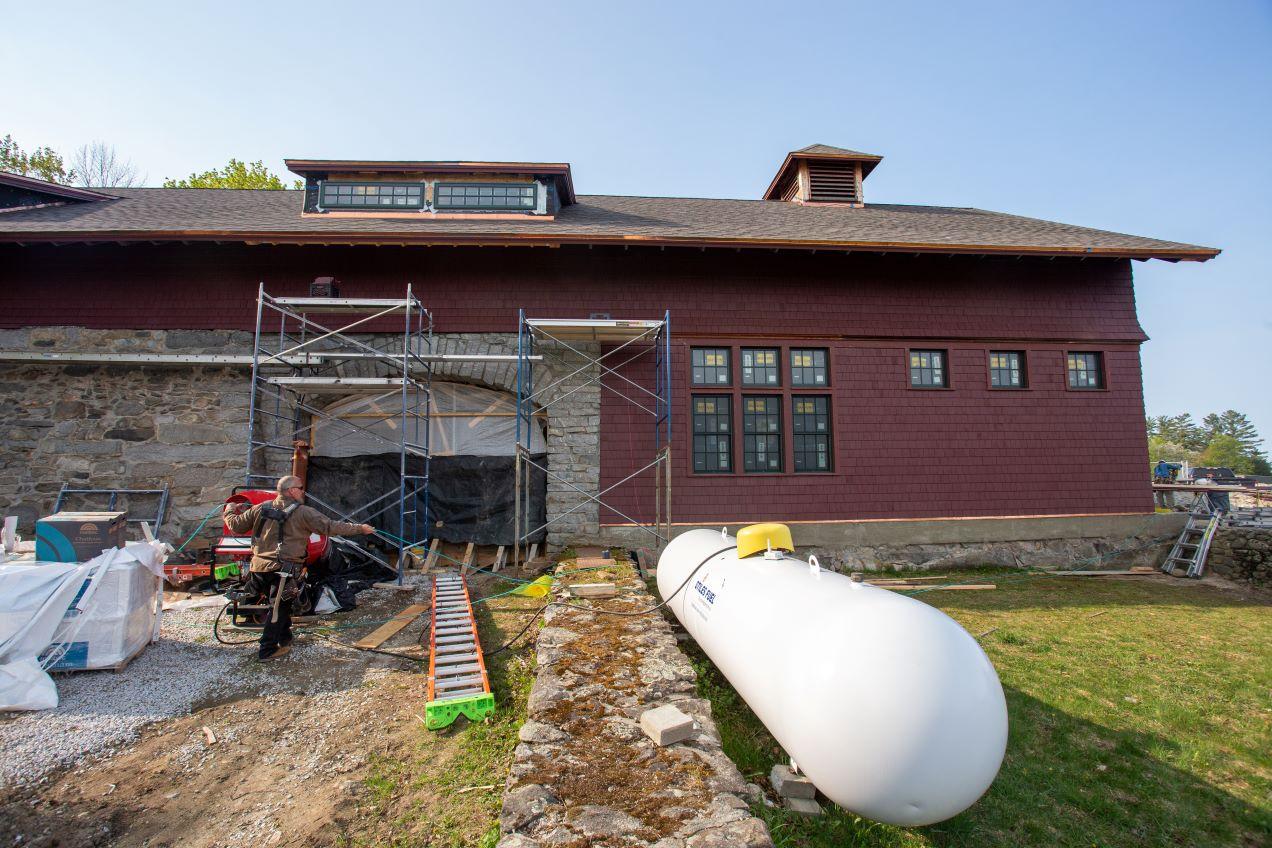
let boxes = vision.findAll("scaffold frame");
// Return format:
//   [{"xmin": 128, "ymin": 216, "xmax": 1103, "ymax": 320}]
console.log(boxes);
[
  {"xmin": 512, "ymin": 311, "xmax": 672, "ymax": 566},
  {"xmin": 245, "ymin": 283, "xmax": 434, "ymax": 583}
]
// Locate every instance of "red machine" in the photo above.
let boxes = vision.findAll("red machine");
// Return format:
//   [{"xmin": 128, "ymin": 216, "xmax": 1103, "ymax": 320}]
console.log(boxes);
[{"xmin": 164, "ymin": 488, "xmax": 329, "ymax": 589}]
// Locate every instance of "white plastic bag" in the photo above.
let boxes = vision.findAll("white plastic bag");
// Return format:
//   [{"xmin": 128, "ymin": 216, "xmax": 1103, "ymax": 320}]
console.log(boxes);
[{"xmin": 313, "ymin": 586, "xmax": 340, "ymax": 614}]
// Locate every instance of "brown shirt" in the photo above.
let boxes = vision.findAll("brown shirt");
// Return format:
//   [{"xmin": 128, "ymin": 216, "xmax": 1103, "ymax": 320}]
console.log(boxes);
[{"xmin": 224, "ymin": 495, "xmax": 363, "ymax": 573}]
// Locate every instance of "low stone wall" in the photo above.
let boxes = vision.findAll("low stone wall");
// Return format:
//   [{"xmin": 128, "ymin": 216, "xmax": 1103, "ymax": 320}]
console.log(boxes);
[
  {"xmin": 1207, "ymin": 527, "xmax": 1272, "ymax": 586},
  {"xmin": 499, "ymin": 562, "xmax": 771, "ymax": 847},
  {"xmin": 603, "ymin": 513, "xmax": 1186, "ymax": 572}
]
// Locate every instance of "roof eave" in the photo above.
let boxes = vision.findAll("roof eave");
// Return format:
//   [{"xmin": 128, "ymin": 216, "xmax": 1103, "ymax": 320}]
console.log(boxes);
[
  {"xmin": 0, "ymin": 172, "xmax": 116, "ymax": 202},
  {"xmin": 0, "ymin": 229, "xmax": 1220, "ymax": 261}
]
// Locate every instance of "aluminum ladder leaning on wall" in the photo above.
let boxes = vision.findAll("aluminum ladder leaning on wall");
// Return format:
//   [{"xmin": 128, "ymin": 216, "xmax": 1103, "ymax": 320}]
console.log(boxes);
[{"xmin": 1161, "ymin": 495, "xmax": 1221, "ymax": 578}]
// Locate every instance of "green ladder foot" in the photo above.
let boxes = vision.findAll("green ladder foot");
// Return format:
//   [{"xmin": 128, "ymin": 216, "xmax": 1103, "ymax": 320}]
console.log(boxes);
[{"xmin": 425, "ymin": 692, "xmax": 496, "ymax": 730}]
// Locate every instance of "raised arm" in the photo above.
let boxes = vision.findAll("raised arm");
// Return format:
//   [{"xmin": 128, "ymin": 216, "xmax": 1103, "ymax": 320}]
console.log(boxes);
[{"xmin": 223, "ymin": 502, "xmax": 260, "ymax": 535}]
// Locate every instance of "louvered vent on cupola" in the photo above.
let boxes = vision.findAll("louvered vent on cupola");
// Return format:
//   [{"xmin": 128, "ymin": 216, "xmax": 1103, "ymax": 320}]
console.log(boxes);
[{"xmin": 763, "ymin": 144, "xmax": 883, "ymax": 207}]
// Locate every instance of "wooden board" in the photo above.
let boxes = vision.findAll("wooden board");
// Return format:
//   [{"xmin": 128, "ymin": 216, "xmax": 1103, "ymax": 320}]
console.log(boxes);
[
  {"xmin": 574, "ymin": 557, "xmax": 617, "ymax": 568},
  {"xmin": 460, "ymin": 542, "xmax": 475, "ymax": 573},
  {"xmin": 354, "ymin": 603, "xmax": 429, "ymax": 650},
  {"xmin": 492, "ymin": 546, "xmax": 507, "ymax": 572},
  {"xmin": 423, "ymin": 538, "xmax": 440, "ymax": 570}
]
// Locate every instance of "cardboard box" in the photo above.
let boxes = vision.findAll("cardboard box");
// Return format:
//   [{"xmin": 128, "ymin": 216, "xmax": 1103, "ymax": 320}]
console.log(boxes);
[{"xmin": 35, "ymin": 511, "xmax": 126, "ymax": 562}]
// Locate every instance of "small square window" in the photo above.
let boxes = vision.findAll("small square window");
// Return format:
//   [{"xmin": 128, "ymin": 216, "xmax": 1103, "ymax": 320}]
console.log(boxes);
[
  {"xmin": 741, "ymin": 348, "xmax": 780, "ymax": 386},
  {"xmin": 989, "ymin": 351, "xmax": 1027, "ymax": 389},
  {"xmin": 691, "ymin": 348, "xmax": 731, "ymax": 386},
  {"xmin": 790, "ymin": 348, "xmax": 829, "ymax": 386},
  {"xmin": 1067, "ymin": 352, "xmax": 1105, "ymax": 389},
  {"xmin": 909, "ymin": 349, "xmax": 948, "ymax": 388}
]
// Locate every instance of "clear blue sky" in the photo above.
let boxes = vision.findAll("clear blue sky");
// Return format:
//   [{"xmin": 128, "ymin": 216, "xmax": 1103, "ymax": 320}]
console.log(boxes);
[{"xmin": 4, "ymin": 1, "xmax": 1269, "ymax": 445}]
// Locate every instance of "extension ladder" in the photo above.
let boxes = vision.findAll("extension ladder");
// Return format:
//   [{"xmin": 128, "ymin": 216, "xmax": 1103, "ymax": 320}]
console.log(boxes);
[
  {"xmin": 1161, "ymin": 497, "xmax": 1221, "ymax": 578},
  {"xmin": 424, "ymin": 571, "xmax": 495, "ymax": 729}
]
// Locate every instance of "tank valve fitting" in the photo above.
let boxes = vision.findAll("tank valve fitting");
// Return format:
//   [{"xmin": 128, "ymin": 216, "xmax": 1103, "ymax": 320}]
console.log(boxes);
[{"xmin": 850, "ymin": 572, "xmax": 864, "ymax": 583}]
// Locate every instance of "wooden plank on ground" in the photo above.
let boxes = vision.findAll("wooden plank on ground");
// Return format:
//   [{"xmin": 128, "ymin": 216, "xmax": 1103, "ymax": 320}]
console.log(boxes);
[
  {"xmin": 372, "ymin": 582, "xmax": 416, "ymax": 591},
  {"xmin": 354, "ymin": 603, "xmax": 429, "ymax": 649}
]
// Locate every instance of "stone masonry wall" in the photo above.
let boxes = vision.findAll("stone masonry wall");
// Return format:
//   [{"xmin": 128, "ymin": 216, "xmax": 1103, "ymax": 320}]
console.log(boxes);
[
  {"xmin": 0, "ymin": 327, "xmax": 600, "ymax": 551},
  {"xmin": 1207, "ymin": 526, "xmax": 1272, "ymax": 587}
]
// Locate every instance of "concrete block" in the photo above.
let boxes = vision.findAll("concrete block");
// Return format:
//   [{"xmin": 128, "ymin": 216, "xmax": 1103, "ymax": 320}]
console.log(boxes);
[
  {"xmin": 640, "ymin": 704, "xmax": 695, "ymax": 747},
  {"xmin": 784, "ymin": 796, "xmax": 822, "ymax": 816},
  {"xmin": 568, "ymin": 582, "xmax": 617, "ymax": 599},
  {"xmin": 770, "ymin": 764, "xmax": 816, "ymax": 800}
]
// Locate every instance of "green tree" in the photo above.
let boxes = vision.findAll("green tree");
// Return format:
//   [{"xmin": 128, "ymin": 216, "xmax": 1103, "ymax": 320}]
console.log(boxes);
[
  {"xmin": 1202, "ymin": 410, "xmax": 1263, "ymax": 455},
  {"xmin": 164, "ymin": 159, "xmax": 300, "ymax": 190},
  {"xmin": 1147, "ymin": 436, "xmax": 1201, "ymax": 465},
  {"xmin": 0, "ymin": 134, "xmax": 75, "ymax": 184},
  {"xmin": 1200, "ymin": 434, "xmax": 1255, "ymax": 473},
  {"xmin": 1147, "ymin": 414, "xmax": 1207, "ymax": 451}
]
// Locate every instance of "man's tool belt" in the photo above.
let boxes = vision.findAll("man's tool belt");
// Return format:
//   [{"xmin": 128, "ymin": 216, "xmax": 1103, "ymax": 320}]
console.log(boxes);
[{"xmin": 276, "ymin": 561, "xmax": 304, "ymax": 602}]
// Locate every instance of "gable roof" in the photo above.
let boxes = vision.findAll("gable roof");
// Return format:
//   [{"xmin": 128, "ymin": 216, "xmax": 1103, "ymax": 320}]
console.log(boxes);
[
  {"xmin": 0, "ymin": 186, "xmax": 1218, "ymax": 261},
  {"xmin": 794, "ymin": 144, "xmax": 883, "ymax": 160},
  {"xmin": 0, "ymin": 171, "xmax": 116, "ymax": 203}
]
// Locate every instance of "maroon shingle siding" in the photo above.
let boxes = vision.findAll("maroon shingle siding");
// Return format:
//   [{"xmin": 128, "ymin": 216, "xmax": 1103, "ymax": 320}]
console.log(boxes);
[{"xmin": 0, "ymin": 242, "xmax": 1153, "ymax": 520}]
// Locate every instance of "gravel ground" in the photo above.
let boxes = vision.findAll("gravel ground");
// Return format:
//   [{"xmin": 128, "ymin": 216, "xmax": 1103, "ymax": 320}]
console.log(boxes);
[{"xmin": 0, "ymin": 606, "xmax": 245, "ymax": 788}]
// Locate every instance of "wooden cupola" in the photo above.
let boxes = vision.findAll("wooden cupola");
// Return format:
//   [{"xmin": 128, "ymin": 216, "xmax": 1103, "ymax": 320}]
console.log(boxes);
[{"xmin": 763, "ymin": 144, "xmax": 883, "ymax": 206}]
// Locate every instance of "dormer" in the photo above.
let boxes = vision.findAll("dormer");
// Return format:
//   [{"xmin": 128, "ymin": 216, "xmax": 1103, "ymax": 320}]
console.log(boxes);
[
  {"xmin": 763, "ymin": 144, "xmax": 882, "ymax": 207},
  {"xmin": 0, "ymin": 172, "xmax": 113, "ymax": 213},
  {"xmin": 286, "ymin": 159, "xmax": 575, "ymax": 220}
]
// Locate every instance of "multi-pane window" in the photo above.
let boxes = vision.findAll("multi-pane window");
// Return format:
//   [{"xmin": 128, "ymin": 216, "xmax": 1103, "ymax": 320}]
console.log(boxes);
[
  {"xmin": 989, "ymin": 351, "xmax": 1026, "ymax": 389},
  {"xmin": 909, "ymin": 349, "xmax": 948, "ymax": 388},
  {"xmin": 742, "ymin": 396, "xmax": 782, "ymax": 472},
  {"xmin": 434, "ymin": 183, "xmax": 537, "ymax": 210},
  {"xmin": 790, "ymin": 348, "xmax": 829, "ymax": 387},
  {"xmin": 320, "ymin": 182, "xmax": 425, "ymax": 209},
  {"xmin": 1067, "ymin": 352, "xmax": 1105, "ymax": 389},
  {"xmin": 741, "ymin": 348, "xmax": 780, "ymax": 386},
  {"xmin": 691, "ymin": 348, "xmax": 731, "ymax": 386},
  {"xmin": 792, "ymin": 396, "xmax": 832, "ymax": 472},
  {"xmin": 692, "ymin": 396, "xmax": 732, "ymax": 473}
]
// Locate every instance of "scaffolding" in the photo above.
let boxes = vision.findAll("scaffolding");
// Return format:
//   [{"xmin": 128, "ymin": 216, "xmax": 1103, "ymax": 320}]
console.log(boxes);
[
  {"xmin": 512, "ymin": 312, "xmax": 672, "ymax": 566},
  {"xmin": 245, "ymin": 284, "xmax": 434, "ymax": 582}
]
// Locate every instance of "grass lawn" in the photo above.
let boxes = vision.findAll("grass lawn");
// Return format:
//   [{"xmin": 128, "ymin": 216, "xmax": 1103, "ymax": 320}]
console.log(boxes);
[{"xmin": 689, "ymin": 573, "xmax": 1272, "ymax": 848}]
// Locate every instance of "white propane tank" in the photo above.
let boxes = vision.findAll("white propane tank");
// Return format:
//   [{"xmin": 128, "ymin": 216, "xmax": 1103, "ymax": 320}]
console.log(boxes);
[{"xmin": 657, "ymin": 527, "xmax": 1008, "ymax": 826}]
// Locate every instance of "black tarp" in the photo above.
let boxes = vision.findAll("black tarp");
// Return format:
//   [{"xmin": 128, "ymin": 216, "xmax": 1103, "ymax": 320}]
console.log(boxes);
[{"xmin": 307, "ymin": 453, "xmax": 546, "ymax": 546}]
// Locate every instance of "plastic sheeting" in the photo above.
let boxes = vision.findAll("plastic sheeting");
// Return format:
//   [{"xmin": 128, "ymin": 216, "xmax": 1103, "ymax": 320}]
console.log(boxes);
[
  {"xmin": 0, "ymin": 543, "xmax": 165, "ymax": 711},
  {"xmin": 312, "ymin": 382, "xmax": 546, "ymax": 458},
  {"xmin": 307, "ymin": 453, "xmax": 546, "ymax": 546}
]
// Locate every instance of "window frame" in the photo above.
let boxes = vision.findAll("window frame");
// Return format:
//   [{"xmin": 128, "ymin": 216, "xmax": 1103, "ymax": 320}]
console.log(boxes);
[
  {"xmin": 1065, "ymin": 351, "xmax": 1107, "ymax": 391},
  {"xmin": 741, "ymin": 394, "xmax": 784, "ymax": 473},
  {"xmin": 908, "ymin": 348, "xmax": 950, "ymax": 389},
  {"xmin": 691, "ymin": 394, "xmax": 734, "ymax": 474},
  {"xmin": 740, "ymin": 347, "xmax": 781, "ymax": 387},
  {"xmin": 690, "ymin": 347, "xmax": 732, "ymax": 387},
  {"xmin": 792, "ymin": 394, "xmax": 833, "ymax": 473},
  {"xmin": 433, "ymin": 181, "xmax": 539, "ymax": 211},
  {"xmin": 317, "ymin": 180, "xmax": 426, "ymax": 211},
  {"xmin": 790, "ymin": 347, "xmax": 830, "ymax": 388},
  {"xmin": 988, "ymin": 350, "xmax": 1028, "ymax": 390}
]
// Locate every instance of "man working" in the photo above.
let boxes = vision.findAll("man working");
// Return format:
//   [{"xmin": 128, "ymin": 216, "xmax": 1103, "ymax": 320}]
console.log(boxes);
[{"xmin": 224, "ymin": 476, "xmax": 374, "ymax": 661}]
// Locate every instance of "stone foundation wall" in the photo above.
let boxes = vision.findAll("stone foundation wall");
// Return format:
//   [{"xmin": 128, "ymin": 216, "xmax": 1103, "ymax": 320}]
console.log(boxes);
[
  {"xmin": 1207, "ymin": 527, "xmax": 1272, "ymax": 586},
  {"xmin": 602, "ymin": 513, "xmax": 1188, "ymax": 572},
  {"xmin": 0, "ymin": 327, "xmax": 601, "ymax": 551}
]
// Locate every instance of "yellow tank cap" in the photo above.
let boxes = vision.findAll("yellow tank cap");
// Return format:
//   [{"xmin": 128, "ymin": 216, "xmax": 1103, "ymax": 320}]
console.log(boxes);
[{"xmin": 736, "ymin": 523, "xmax": 795, "ymax": 558}]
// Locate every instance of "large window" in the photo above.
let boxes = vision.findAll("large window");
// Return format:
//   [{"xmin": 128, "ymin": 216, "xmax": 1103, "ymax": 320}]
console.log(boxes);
[
  {"xmin": 790, "ymin": 348, "xmax": 829, "ymax": 387},
  {"xmin": 1067, "ymin": 352, "xmax": 1105, "ymax": 389},
  {"xmin": 792, "ymin": 396, "xmax": 832, "ymax": 472},
  {"xmin": 435, "ymin": 182, "xmax": 537, "ymax": 210},
  {"xmin": 909, "ymin": 349, "xmax": 948, "ymax": 388},
  {"xmin": 320, "ymin": 181, "xmax": 425, "ymax": 209},
  {"xmin": 692, "ymin": 396, "xmax": 732, "ymax": 473},
  {"xmin": 741, "ymin": 348, "xmax": 780, "ymax": 386},
  {"xmin": 989, "ymin": 351, "xmax": 1027, "ymax": 389},
  {"xmin": 691, "ymin": 348, "xmax": 731, "ymax": 386},
  {"xmin": 742, "ymin": 396, "xmax": 783, "ymax": 472}
]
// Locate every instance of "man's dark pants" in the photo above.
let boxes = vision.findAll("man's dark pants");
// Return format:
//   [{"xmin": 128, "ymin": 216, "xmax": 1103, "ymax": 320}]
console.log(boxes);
[{"xmin": 245, "ymin": 570, "xmax": 293, "ymax": 657}]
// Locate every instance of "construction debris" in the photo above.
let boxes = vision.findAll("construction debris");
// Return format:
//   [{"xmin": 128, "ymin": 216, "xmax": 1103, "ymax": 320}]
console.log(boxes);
[
  {"xmin": 354, "ymin": 604, "xmax": 428, "ymax": 650},
  {"xmin": 769, "ymin": 764, "xmax": 816, "ymax": 800},
  {"xmin": 567, "ymin": 582, "xmax": 618, "ymax": 599}
]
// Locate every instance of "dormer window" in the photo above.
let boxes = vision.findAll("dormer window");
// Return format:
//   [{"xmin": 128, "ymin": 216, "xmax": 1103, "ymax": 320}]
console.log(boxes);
[
  {"xmin": 319, "ymin": 181, "xmax": 424, "ymax": 209},
  {"xmin": 435, "ymin": 182, "xmax": 537, "ymax": 211}
]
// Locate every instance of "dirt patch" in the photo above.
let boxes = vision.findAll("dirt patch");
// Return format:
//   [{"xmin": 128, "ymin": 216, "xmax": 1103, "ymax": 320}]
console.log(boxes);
[{"xmin": 0, "ymin": 564, "xmax": 544, "ymax": 848}]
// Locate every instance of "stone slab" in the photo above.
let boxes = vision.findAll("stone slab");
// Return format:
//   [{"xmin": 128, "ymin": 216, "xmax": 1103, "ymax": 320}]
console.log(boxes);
[
  {"xmin": 640, "ymin": 703, "xmax": 696, "ymax": 747},
  {"xmin": 769, "ymin": 764, "xmax": 816, "ymax": 800},
  {"xmin": 783, "ymin": 797, "xmax": 823, "ymax": 816}
]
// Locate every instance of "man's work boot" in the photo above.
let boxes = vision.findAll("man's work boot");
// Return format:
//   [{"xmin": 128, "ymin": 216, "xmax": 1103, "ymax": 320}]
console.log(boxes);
[{"xmin": 257, "ymin": 644, "xmax": 292, "ymax": 662}]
